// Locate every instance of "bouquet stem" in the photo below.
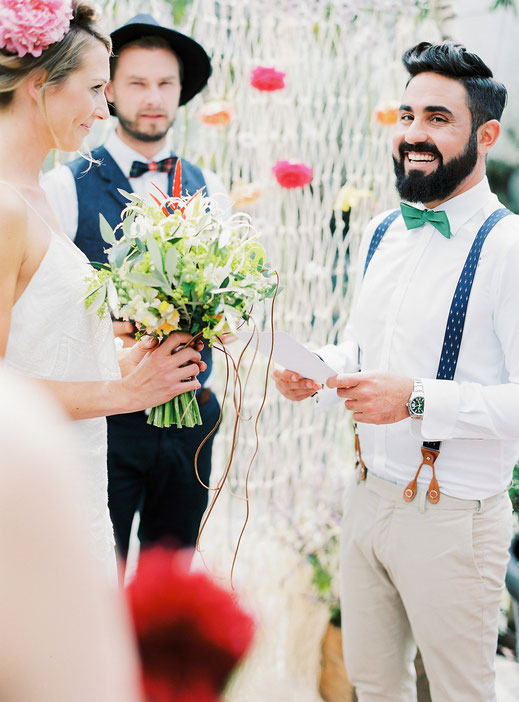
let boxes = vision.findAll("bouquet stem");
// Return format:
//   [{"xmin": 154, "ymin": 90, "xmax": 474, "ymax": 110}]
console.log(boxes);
[{"xmin": 147, "ymin": 390, "xmax": 202, "ymax": 429}]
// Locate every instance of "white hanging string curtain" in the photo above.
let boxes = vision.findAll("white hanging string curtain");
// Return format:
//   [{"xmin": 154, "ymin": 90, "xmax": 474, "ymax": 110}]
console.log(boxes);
[{"xmin": 99, "ymin": 0, "xmax": 444, "ymax": 541}]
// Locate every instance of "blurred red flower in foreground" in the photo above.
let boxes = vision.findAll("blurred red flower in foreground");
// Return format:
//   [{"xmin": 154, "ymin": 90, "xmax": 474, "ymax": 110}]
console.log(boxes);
[
  {"xmin": 250, "ymin": 66, "xmax": 286, "ymax": 91},
  {"xmin": 273, "ymin": 160, "xmax": 313, "ymax": 189},
  {"xmin": 127, "ymin": 547, "xmax": 254, "ymax": 702}
]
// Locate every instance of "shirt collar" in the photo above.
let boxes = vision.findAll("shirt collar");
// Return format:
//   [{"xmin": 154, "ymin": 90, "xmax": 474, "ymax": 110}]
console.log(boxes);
[
  {"xmin": 403, "ymin": 177, "xmax": 494, "ymax": 238},
  {"xmin": 104, "ymin": 130, "xmax": 172, "ymax": 180}
]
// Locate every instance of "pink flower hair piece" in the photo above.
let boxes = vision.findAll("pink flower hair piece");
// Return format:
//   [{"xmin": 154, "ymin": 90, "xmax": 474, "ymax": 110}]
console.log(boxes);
[
  {"xmin": 250, "ymin": 66, "xmax": 286, "ymax": 92},
  {"xmin": 273, "ymin": 160, "xmax": 313, "ymax": 189},
  {"xmin": 0, "ymin": 0, "xmax": 73, "ymax": 58}
]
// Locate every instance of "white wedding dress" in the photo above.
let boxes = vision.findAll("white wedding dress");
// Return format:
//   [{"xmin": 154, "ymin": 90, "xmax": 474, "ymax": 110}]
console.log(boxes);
[{"xmin": 3, "ymin": 182, "xmax": 119, "ymax": 580}]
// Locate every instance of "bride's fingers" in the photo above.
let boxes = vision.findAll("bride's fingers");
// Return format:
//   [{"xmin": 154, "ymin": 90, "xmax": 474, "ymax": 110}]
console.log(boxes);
[
  {"xmin": 158, "ymin": 332, "xmax": 194, "ymax": 354},
  {"xmin": 175, "ymin": 362, "xmax": 201, "ymax": 380},
  {"xmin": 170, "ymin": 377, "xmax": 201, "ymax": 396},
  {"xmin": 128, "ymin": 335, "xmax": 158, "ymax": 363},
  {"xmin": 167, "ymin": 347, "xmax": 201, "ymax": 369}
]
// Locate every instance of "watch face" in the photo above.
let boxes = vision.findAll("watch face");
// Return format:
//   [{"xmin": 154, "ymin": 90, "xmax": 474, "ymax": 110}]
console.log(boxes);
[{"xmin": 410, "ymin": 396, "xmax": 424, "ymax": 415}]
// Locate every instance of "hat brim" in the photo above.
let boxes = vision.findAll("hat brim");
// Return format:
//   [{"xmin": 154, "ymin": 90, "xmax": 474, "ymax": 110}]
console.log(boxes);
[{"xmin": 109, "ymin": 22, "xmax": 212, "ymax": 114}]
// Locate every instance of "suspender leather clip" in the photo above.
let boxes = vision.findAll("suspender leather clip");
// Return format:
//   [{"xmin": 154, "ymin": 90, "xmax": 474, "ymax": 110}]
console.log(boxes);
[
  {"xmin": 354, "ymin": 428, "xmax": 367, "ymax": 481},
  {"xmin": 403, "ymin": 446, "xmax": 440, "ymax": 504}
]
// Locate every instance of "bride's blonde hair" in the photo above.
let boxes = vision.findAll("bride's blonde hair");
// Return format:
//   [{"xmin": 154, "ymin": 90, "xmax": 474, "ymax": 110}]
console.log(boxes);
[{"xmin": 0, "ymin": 1, "xmax": 111, "ymax": 108}]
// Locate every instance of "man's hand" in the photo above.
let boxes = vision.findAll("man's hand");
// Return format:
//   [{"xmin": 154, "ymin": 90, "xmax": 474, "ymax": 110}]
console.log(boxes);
[
  {"xmin": 272, "ymin": 366, "xmax": 322, "ymax": 402},
  {"xmin": 326, "ymin": 372, "xmax": 413, "ymax": 424}
]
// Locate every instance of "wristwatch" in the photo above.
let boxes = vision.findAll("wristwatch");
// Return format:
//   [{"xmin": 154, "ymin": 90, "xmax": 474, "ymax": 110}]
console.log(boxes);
[{"xmin": 406, "ymin": 379, "xmax": 425, "ymax": 419}]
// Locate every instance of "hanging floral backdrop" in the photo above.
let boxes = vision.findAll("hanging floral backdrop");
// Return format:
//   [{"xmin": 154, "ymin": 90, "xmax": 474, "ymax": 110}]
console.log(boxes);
[{"xmin": 91, "ymin": 2, "xmax": 446, "ymax": 698}]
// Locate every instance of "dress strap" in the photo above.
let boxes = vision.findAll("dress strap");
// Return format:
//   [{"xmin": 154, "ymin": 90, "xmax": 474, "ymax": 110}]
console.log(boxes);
[{"xmin": 0, "ymin": 179, "xmax": 56, "ymax": 234}]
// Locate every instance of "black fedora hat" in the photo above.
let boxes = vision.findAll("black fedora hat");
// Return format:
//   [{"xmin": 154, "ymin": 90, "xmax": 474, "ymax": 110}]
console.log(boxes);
[{"xmin": 110, "ymin": 14, "xmax": 212, "ymax": 108}]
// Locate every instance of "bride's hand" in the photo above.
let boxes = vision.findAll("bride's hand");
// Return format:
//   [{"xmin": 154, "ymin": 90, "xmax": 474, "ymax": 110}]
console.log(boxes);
[
  {"xmin": 118, "ymin": 335, "xmax": 158, "ymax": 378},
  {"xmin": 118, "ymin": 334, "xmax": 206, "ymax": 378},
  {"xmin": 119, "ymin": 332, "xmax": 207, "ymax": 412}
]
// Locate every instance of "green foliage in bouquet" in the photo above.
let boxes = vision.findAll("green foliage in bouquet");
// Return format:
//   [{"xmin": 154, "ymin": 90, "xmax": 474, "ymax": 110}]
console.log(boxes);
[{"xmin": 85, "ymin": 160, "xmax": 277, "ymax": 428}]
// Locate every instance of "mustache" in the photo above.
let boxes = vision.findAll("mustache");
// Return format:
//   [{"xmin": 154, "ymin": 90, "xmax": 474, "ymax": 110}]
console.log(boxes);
[
  {"xmin": 398, "ymin": 141, "xmax": 443, "ymax": 160},
  {"xmin": 137, "ymin": 111, "xmax": 167, "ymax": 117}
]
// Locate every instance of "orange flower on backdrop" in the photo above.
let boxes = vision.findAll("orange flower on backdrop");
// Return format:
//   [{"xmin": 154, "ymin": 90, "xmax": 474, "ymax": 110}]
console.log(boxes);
[
  {"xmin": 230, "ymin": 181, "xmax": 263, "ymax": 208},
  {"xmin": 196, "ymin": 100, "xmax": 236, "ymax": 127},
  {"xmin": 250, "ymin": 66, "xmax": 286, "ymax": 91},
  {"xmin": 273, "ymin": 160, "xmax": 313, "ymax": 189},
  {"xmin": 127, "ymin": 547, "xmax": 254, "ymax": 702},
  {"xmin": 373, "ymin": 100, "xmax": 399, "ymax": 126}
]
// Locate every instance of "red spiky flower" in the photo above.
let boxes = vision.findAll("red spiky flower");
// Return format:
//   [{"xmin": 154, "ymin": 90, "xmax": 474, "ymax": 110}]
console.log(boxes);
[
  {"xmin": 126, "ymin": 547, "xmax": 255, "ymax": 702},
  {"xmin": 172, "ymin": 158, "xmax": 182, "ymax": 199}
]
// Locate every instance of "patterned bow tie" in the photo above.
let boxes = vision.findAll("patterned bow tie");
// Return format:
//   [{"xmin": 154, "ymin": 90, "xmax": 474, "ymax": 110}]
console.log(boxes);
[
  {"xmin": 129, "ymin": 156, "xmax": 177, "ymax": 179},
  {"xmin": 400, "ymin": 202, "xmax": 451, "ymax": 239}
]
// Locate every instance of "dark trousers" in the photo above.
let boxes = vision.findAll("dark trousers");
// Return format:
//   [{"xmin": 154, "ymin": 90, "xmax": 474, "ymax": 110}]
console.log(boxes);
[{"xmin": 107, "ymin": 389, "xmax": 220, "ymax": 558}]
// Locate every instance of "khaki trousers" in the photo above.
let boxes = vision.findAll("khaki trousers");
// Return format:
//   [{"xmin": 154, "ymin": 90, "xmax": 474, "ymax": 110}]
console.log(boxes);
[{"xmin": 340, "ymin": 471, "xmax": 514, "ymax": 702}]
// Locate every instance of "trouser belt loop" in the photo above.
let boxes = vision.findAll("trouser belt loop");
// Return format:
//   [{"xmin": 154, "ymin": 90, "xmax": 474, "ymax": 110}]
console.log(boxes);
[
  {"xmin": 475, "ymin": 499, "xmax": 483, "ymax": 514},
  {"xmin": 403, "ymin": 446, "xmax": 440, "ymax": 504}
]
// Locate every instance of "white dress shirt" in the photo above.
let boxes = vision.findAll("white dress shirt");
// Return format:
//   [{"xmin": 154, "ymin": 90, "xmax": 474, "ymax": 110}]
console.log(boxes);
[
  {"xmin": 319, "ymin": 177, "xmax": 519, "ymax": 499},
  {"xmin": 41, "ymin": 130, "xmax": 230, "ymax": 241}
]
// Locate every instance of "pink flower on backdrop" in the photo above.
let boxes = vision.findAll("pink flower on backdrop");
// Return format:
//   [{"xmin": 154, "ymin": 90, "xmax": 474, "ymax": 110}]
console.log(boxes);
[
  {"xmin": 0, "ymin": 0, "xmax": 73, "ymax": 58},
  {"xmin": 273, "ymin": 161, "xmax": 313, "ymax": 189},
  {"xmin": 250, "ymin": 66, "xmax": 286, "ymax": 92}
]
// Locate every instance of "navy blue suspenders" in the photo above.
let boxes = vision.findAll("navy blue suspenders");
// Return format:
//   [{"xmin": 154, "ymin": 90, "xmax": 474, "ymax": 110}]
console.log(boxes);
[
  {"xmin": 358, "ymin": 206, "xmax": 512, "ymax": 502},
  {"xmin": 363, "ymin": 209, "xmax": 401, "ymax": 277}
]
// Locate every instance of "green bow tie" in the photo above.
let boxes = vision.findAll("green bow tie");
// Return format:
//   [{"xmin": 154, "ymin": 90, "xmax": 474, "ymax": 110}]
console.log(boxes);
[{"xmin": 400, "ymin": 202, "xmax": 451, "ymax": 239}]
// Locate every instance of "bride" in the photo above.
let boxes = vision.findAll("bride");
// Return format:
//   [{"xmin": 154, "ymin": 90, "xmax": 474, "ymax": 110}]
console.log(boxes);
[{"xmin": 0, "ymin": 0, "xmax": 204, "ymax": 578}]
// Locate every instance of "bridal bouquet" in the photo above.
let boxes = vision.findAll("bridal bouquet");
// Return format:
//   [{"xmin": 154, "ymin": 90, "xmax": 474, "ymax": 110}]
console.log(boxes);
[{"xmin": 85, "ymin": 161, "xmax": 277, "ymax": 428}]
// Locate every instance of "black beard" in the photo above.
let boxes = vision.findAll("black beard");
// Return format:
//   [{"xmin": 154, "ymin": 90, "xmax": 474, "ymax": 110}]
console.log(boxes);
[
  {"xmin": 116, "ymin": 112, "xmax": 172, "ymax": 143},
  {"xmin": 393, "ymin": 130, "xmax": 478, "ymax": 203}
]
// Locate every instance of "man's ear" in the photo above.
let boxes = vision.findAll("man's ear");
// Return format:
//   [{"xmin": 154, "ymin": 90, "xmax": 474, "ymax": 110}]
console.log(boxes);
[
  {"xmin": 105, "ymin": 81, "xmax": 114, "ymax": 104},
  {"xmin": 477, "ymin": 119, "xmax": 500, "ymax": 156}
]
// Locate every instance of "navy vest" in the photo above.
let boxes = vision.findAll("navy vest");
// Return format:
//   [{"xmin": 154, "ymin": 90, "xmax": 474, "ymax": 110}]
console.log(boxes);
[{"xmin": 67, "ymin": 146, "xmax": 212, "ymax": 386}]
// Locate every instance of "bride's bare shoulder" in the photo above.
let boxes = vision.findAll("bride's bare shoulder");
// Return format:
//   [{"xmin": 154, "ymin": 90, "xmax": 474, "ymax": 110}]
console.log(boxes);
[
  {"xmin": 0, "ymin": 183, "xmax": 28, "ymax": 244},
  {"xmin": 0, "ymin": 184, "xmax": 28, "ymax": 271}
]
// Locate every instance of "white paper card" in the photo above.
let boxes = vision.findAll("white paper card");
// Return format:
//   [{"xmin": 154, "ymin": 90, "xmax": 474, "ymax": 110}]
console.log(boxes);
[{"xmin": 234, "ymin": 330, "xmax": 337, "ymax": 385}]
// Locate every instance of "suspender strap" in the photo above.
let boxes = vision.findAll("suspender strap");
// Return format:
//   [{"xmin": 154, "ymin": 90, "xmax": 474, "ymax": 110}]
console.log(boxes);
[
  {"xmin": 436, "ymin": 207, "xmax": 512, "ymax": 381},
  {"xmin": 404, "ymin": 207, "xmax": 512, "ymax": 502},
  {"xmin": 363, "ymin": 209, "xmax": 401, "ymax": 278},
  {"xmin": 360, "ymin": 206, "xmax": 512, "ymax": 497},
  {"xmin": 355, "ymin": 209, "xmax": 400, "ymax": 479},
  {"xmin": 423, "ymin": 209, "xmax": 513, "ymax": 451}
]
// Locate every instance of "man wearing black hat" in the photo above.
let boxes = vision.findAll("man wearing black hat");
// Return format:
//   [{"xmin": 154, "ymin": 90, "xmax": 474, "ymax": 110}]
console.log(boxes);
[{"xmin": 42, "ymin": 15, "xmax": 226, "ymax": 570}]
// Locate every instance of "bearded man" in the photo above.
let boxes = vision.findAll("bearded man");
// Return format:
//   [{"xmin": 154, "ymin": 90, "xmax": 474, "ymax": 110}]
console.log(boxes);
[{"xmin": 274, "ymin": 41, "xmax": 518, "ymax": 702}]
